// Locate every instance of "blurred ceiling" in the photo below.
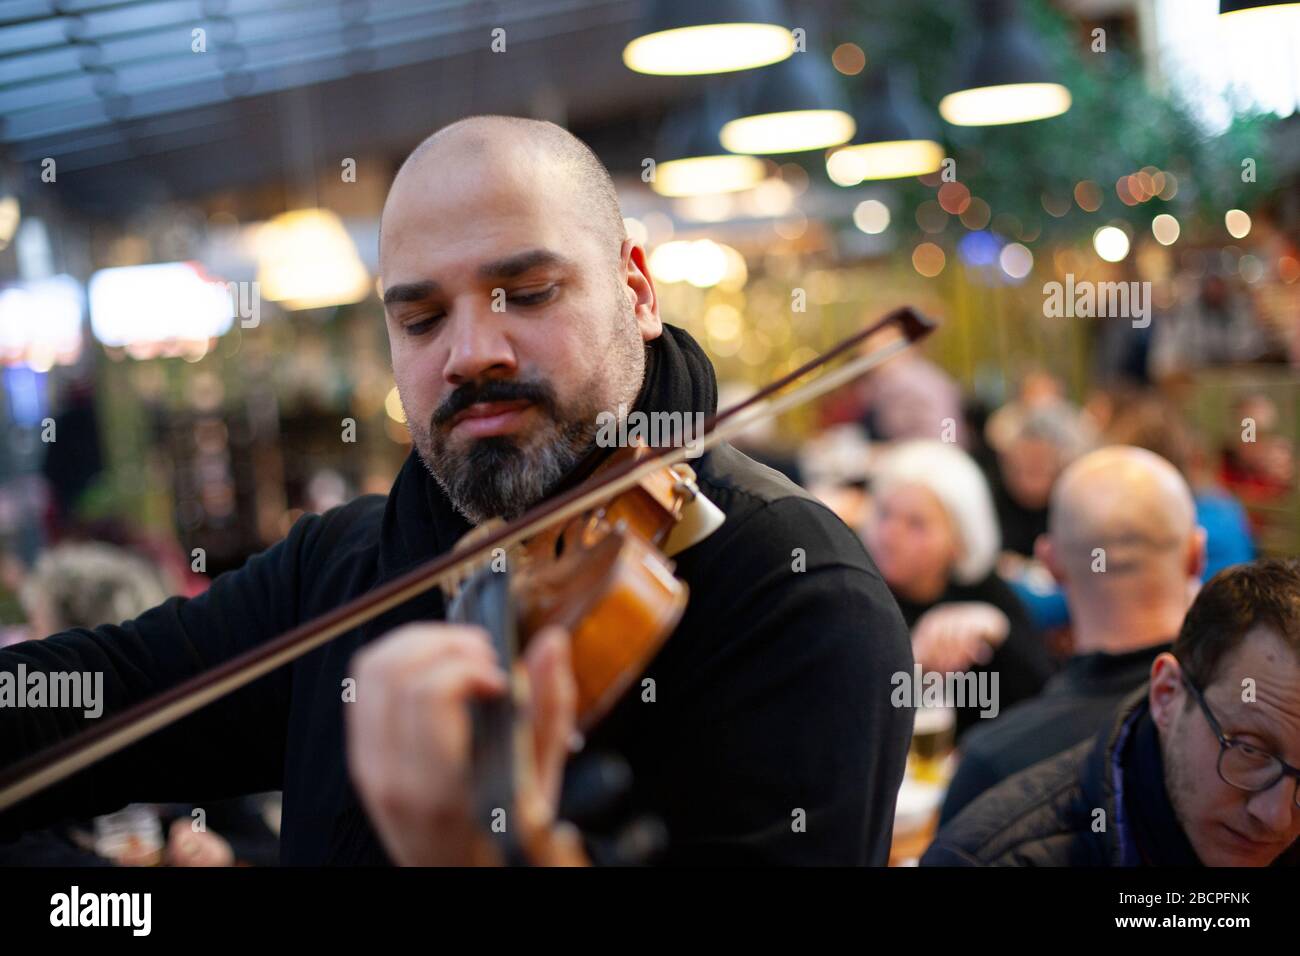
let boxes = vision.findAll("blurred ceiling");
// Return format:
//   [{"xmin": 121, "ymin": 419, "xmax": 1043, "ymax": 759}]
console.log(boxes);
[{"xmin": 0, "ymin": 0, "xmax": 710, "ymax": 213}]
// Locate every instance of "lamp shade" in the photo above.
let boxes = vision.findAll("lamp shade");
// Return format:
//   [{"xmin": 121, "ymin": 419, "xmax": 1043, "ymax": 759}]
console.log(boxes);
[
  {"xmin": 939, "ymin": 0, "xmax": 1071, "ymax": 126},
  {"xmin": 833, "ymin": 68, "xmax": 944, "ymax": 181},
  {"xmin": 623, "ymin": 0, "xmax": 795, "ymax": 76},
  {"xmin": 720, "ymin": 53, "xmax": 856, "ymax": 154},
  {"xmin": 653, "ymin": 98, "xmax": 766, "ymax": 196}
]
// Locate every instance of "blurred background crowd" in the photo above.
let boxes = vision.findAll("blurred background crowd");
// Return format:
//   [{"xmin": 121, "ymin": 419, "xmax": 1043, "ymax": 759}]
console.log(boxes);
[{"xmin": 0, "ymin": 0, "xmax": 1298, "ymax": 865}]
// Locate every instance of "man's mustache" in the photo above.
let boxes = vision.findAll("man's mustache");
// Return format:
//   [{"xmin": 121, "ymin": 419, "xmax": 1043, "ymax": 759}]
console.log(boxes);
[{"xmin": 431, "ymin": 377, "xmax": 558, "ymax": 429}]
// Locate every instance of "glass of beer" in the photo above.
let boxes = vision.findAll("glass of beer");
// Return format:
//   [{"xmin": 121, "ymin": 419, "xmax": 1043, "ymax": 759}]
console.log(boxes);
[{"xmin": 909, "ymin": 705, "xmax": 956, "ymax": 784}]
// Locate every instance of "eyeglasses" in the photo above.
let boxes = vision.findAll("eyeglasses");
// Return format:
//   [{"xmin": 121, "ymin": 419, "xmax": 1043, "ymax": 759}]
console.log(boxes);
[{"xmin": 1179, "ymin": 665, "xmax": 1300, "ymax": 809}]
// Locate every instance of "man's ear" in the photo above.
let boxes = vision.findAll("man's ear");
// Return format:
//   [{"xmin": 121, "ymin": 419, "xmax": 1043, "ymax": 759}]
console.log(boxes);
[
  {"xmin": 1034, "ymin": 534, "xmax": 1066, "ymax": 586},
  {"xmin": 622, "ymin": 239, "xmax": 662, "ymax": 342},
  {"xmin": 1149, "ymin": 652, "xmax": 1185, "ymax": 733}
]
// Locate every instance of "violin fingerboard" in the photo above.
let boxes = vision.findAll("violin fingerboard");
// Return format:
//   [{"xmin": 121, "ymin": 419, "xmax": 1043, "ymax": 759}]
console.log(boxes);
[{"xmin": 447, "ymin": 567, "xmax": 527, "ymax": 865}]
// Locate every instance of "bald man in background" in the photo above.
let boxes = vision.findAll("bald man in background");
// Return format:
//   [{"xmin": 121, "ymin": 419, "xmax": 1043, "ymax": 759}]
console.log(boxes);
[{"xmin": 939, "ymin": 446, "xmax": 1205, "ymax": 822}]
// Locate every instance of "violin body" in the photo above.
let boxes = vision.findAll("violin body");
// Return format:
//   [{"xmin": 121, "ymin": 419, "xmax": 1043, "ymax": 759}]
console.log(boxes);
[
  {"xmin": 519, "ymin": 521, "xmax": 687, "ymax": 729},
  {"xmin": 452, "ymin": 441, "xmax": 697, "ymax": 732}
]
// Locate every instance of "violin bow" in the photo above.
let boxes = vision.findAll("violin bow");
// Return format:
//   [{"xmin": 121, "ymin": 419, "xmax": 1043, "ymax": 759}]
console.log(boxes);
[{"xmin": 0, "ymin": 306, "xmax": 935, "ymax": 812}]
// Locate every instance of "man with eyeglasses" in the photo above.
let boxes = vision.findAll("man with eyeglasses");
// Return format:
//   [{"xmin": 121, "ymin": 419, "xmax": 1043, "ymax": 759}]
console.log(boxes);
[{"xmin": 922, "ymin": 559, "xmax": 1300, "ymax": 866}]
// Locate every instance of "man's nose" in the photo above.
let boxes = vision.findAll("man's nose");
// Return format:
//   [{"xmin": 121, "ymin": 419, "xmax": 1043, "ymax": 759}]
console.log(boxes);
[
  {"xmin": 441, "ymin": 301, "xmax": 517, "ymax": 386},
  {"xmin": 1244, "ymin": 776, "xmax": 1298, "ymax": 836}
]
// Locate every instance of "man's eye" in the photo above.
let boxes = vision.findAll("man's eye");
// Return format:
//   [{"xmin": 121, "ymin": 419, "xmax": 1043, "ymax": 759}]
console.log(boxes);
[
  {"xmin": 509, "ymin": 286, "xmax": 556, "ymax": 307},
  {"xmin": 404, "ymin": 315, "xmax": 443, "ymax": 335},
  {"xmin": 1229, "ymin": 738, "xmax": 1279, "ymax": 766}
]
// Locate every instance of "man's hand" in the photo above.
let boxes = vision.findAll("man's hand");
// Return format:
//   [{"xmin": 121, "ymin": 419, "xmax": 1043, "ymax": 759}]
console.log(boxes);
[
  {"xmin": 911, "ymin": 602, "xmax": 1010, "ymax": 674},
  {"xmin": 345, "ymin": 622, "xmax": 581, "ymax": 866},
  {"xmin": 165, "ymin": 819, "xmax": 235, "ymax": 867}
]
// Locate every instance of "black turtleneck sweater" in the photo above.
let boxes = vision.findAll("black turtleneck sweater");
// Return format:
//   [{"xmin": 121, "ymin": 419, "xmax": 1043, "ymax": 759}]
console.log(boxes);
[{"xmin": 0, "ymin": 326, "xmax": 913, "ymax": 865}]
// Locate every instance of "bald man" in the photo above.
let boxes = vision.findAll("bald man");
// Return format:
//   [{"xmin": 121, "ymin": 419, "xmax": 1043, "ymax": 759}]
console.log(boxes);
[
  {"xmin": 940, "ymin": 446, "xmax": 1206, "ymax": 822},
  {"xmin": 0, "ymin": 117, "xmax": 913, "ymax": 866}
]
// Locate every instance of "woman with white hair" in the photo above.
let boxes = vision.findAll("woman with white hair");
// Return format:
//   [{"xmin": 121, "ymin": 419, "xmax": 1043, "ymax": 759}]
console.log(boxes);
[{"xmin": 864, "ymin": 441, "xmax": 1054, "ymax": 738}]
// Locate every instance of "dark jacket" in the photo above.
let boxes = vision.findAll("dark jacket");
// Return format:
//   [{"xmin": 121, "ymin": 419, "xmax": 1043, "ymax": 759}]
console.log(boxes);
[
  {"xmin": 940, "ymin": 643, "xmax": 1168, "ymax": 824},
  {"xmin": 0, "ymin": 326, "xmax": 913, "ymax": 865},
  {"xmin": 893, "ymin": 573, "xmax": 1054, "ymax": 740},
  {"xmin": 921, "ymin": 687, "xmax": 1300, "ymax": 866}
]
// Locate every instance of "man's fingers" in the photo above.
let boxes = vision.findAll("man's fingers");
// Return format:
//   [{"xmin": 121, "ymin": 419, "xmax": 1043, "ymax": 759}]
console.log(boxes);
[
  {"xmin": 395, "ymin": 657, "xmax": 509, "ymax": 769},
  {"xmin": 347, "ymin": 642, "xmax": 506, "ymax": 813},
  {"xmin": 353, "ymin": 623, "xmax": 498, "ymax": 683},
  {"xmin": 344, "ymin": 620, "xmax": 584, "ymax": 866},
  {"xmin": 523, "ymin": 627, "xmax": 577, "ymax": 807},
  {"xmin": 348, "ymin": 623, "xmax": 502, "ymax": 760}
]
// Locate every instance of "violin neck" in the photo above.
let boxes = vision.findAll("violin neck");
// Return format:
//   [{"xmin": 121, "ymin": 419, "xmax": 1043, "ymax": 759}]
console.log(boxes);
[{"xmin": 446, "ymin": 568, "xmax": 529, "ymax": 866}]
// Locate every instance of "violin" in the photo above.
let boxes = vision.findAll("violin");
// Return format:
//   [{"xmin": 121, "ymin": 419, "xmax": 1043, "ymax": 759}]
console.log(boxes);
[
  {"xmin": 0, "ymin": 306, "xmax": 936, "ymax": 863},
  {"xmin": 445, "ymin": 439, "xmax": 708, "ymax": 864}
]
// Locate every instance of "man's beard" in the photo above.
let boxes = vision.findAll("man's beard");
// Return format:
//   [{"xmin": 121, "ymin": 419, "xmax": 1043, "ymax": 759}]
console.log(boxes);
[
  {"xmin": 406, "ymin": 313, "xmax": 645, "ymax": 525},
  {"xmin": 411, "ymin": 377, "xmax": 594, "ymax": 524}
]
